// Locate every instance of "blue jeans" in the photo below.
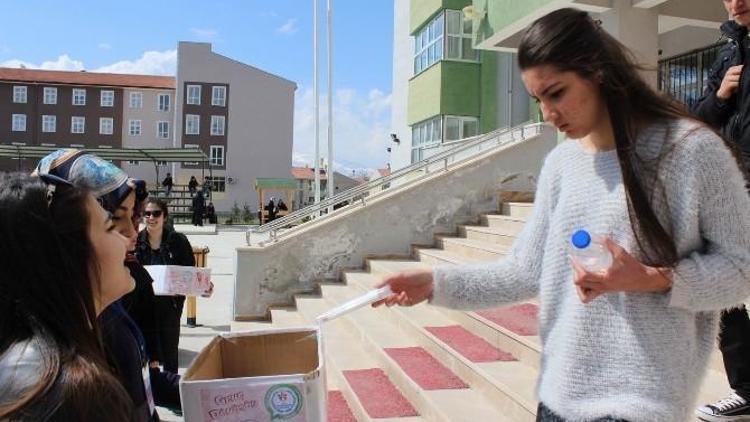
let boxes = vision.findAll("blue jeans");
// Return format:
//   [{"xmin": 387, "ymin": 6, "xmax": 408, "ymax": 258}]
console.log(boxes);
[{"xmin": 537, "ymin": 403, "xmax": 629, "ymax": 422}]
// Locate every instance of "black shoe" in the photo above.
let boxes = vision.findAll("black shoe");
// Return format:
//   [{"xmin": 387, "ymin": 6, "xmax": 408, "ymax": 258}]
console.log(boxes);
[{"xmin": 696, "ymin": 391, "xmax": 750, "ymax": 421}]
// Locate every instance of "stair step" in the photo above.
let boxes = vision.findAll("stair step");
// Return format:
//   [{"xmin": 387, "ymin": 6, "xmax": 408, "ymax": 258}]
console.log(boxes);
[
  {"xmin": 482, "ymin": 214, "xmax": 527, "ymax": 234},
  {"xmin": 437, "ymin": 236, "xmax": 508, "ymax": 261},
  {"xmin": 384, "ymin": 347, "xmax": 468, "ymax": 390},
  {"xmin": 424, "ymin": 325, "xmax": 516, "ymax": 363},
  {"xmin": 328, "ymin": 391, "xmax": 357, "ymax": 422},
  {"xmin": 343, "ymin": 369, "xmax": 420, "ymax": 419},
  {"xmin": 476, "ymin": 304, "xmax": 540, "ymax": 336},
  {"xmin": 459, "ymin": 225, "xmax": 517, "ymax": 246},
  {"xmin": 414, "ymin": 247, "xmax": 480, "ymax": 266},
  {"xmin": 502, "ymin": 202, "xmax": 534, "ymax": 219}
]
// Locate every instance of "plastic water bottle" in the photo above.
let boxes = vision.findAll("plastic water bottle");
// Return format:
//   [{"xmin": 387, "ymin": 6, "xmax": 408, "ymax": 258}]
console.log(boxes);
[{"xmin": 570, "ymin": 229, "xmax": 612, "ymax": 272}]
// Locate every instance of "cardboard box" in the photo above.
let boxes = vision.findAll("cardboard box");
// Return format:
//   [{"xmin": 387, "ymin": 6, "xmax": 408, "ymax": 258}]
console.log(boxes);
[
  {"xmin": 144, "ymin": 265, "xmax": 211, "ymax": 296},
  {"xmin": 180, "ymin": 327, "xmax": 325, "ymax": 422}
]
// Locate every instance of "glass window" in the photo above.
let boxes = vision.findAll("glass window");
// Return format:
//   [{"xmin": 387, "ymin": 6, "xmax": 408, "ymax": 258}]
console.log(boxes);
[
  {"xmin": 43, "ymin": 87, "xmax": 57, "ymax": 104},
  {"xmin": 72, "ymin": 89, "xmax": 86, "ymax": 106},
  {"xmin": 157, "ymin": 121, "xmax": 170, "ymax": 139},
  {"xmin": 210, "ymin": 145, "xmax": 225, "ymax": 166},
  {"xmin": 207, "ymin": 176, "xmax": 226, "ymax": 192},
  {"xmin": 185, "ymin": 114, "xmax": 200, "ymax": 135},
  {"xmin": 413, "ymin": 13, "xmax": 445, "ymax": 74},
  {"xmin": 42, "ymin": 115, "xmax": 56, "ymax": 133},
  {"xmin": 100, "ymin": 90, "xmax": 114, "ymax": 107},
  {"xmin": 128, "ymin": 119, "xmax": 141, "ymax": 136},
  {"xmin": 212, "ymin": 86, "xmax": 226, "ymax": 106},
  {"xmin": 12, "ymin": 114, "xmax": 26, "ymax": 131},
  {"xmin": 211, "ymin": 115, "xmax": 225, "ymax": 136},
  {"xmin": 445, "ymin": 10, "xmax": 478, "ymax": 62},
  {"xmin": 100, "ymin": 117, "xmax": 114, "ymax": 135},
  {"xmin": 445, "ymin": 116, "xmax": 460, "ymax": 141},
  {"xmin": 158, "ymin": 93, "xmax": 170, "ymax": 111},
  {"xmin": 71, "ymin": 116, "xmax": 85, "ymax": 134},
  {"xmin": 187, "ymin": 85, "xmax": 201, "ymax": 105},
  {"xmin": 129, "ymin": 92, "xmax": 143, "ymax": 109},
  {"xmin": 13, "ymin": 86, "xmax": 27, "ymax": 103},
  {"xmin": 444, "ymin": 115, "xmax": 478, "ymax": 141}
]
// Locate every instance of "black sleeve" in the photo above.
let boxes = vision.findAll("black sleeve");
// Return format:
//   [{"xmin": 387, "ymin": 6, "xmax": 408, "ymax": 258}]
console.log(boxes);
[
  {"xmin": 691, "ymin": 44, "xmax": 736, "ymax": 129},
  {"xmin": 150, "ymin": 368, "xmax": 182, "ymax": 410},
  {"xmin": 123, "ymin": 261, "xmax": 163, "ymax": 363},
  {"xmin": 169, "ymin": 232, "xmax": 196, "ymax": 267}
]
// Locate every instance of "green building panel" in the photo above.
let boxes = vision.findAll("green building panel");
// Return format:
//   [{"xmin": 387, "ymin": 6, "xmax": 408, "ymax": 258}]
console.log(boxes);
[
  {"xmin": 407, "ymin": 64, "xmax": 442, "ymax": 125},
  {"xmin": 440, "ymin": 61, "xmax": 481, "ymax": 117},
  {"xmin": 410, "ymin": 0, "xmax": 471, "ymax": 34},
  {"xmin": 479, "ymin": 50, "xmax": 498, "ymax": 133},
  {"xmin": 472, "ymin": 0, "xmax": 556, "ymax": 45}
]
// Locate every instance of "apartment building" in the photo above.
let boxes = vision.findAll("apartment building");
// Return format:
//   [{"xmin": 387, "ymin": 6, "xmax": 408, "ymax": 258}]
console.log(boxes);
[{"xmin": 0, "ymin": 42, "xmax": 296, "ymax": 212}]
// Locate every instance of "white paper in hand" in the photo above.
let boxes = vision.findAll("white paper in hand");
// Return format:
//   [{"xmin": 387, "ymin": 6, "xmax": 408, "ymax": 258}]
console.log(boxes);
[{"xmin": 316, "ymin": 286, "xmax": 392, "ymax": 324}]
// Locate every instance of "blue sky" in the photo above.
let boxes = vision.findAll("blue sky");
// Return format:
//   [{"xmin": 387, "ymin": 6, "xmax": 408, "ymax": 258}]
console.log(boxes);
[{"xmin": 0, "ymin": 0, "xmax": 394, "ymax": 174}]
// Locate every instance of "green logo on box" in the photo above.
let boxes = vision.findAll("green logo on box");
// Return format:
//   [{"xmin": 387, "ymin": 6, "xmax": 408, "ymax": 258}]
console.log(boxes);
[{"xmin": 265, "ymin": 384, "xmax": 303, "ymax": 420}]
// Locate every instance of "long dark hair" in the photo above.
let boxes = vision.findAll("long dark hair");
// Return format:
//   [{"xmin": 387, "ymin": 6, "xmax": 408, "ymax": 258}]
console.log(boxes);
[
  {"xmin": 0, "ymin": 173, "xmax": 131, "ymax": 420},
  {"xmin": 517, "ymin": 8, "xmax": 737, "ymax": 266}
]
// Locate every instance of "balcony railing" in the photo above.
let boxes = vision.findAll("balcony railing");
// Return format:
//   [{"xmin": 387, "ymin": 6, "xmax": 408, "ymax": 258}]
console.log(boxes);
[{"xmin": 658, "ymin": 42, "xmax": 723, "ymax": 107}]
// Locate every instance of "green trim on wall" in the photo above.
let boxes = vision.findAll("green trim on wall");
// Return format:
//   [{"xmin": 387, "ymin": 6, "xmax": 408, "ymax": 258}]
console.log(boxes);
[
  {"xmin": 479, "ymin": 51, "xmax": 498, "ymax": 133},
  {"xmin": 410, "ymin": 0, "xmax": 471, "ymax": 34},
  {"xmin": 473, "ymin": 0, "xmax": 556, "ymax": 46},
  {"xmin": 408, "ymin": 64, "xmax": 443, "ymax": 125},
  {"xmin": 440, "ymin": 61, "xmax": 481, "ymax": 117}
]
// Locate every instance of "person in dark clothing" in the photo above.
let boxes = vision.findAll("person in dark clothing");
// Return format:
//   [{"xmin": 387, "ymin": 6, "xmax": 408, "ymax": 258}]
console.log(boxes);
[
  {"xmin": 277, "ymin": 198, "xmax": 288, "ymax": 211},
  {"xmin": 188, "ymin": 175, "xmax": 199, "ymax": 196},
  {"xmin": 192, "ymin": 191, "xmax": 206, "ymax": 226},
  {"xmin": 136, "ymin": 198, "xmax": 196, "ymax": 374},
  {"xmin": 691, "ymin": 1, "xmax": 750, "ymax": 420},
  {"xmin": 161, "ymin": 173, "xmax": 173, "ymax": 196},
  {"xmin": 201, "ymin": 176, "xmax": 212, "ymax": 197},
  {"xmin": 206, "ymin": 201, "xmax": 217, "ymax": 224},
  {"xmin": 265, "ymin": 197, "xmax": 276, "ymax": 222}
]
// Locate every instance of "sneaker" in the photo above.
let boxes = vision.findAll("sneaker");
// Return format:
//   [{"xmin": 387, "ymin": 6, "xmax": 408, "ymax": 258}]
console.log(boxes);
[{"xmin": 696, "ymin": 391, "xmax": 750, "ymax": 421}]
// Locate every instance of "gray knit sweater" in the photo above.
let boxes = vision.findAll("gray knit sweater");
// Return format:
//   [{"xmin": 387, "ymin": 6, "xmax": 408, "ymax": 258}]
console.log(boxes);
[{"xmin": 432, "ymin": 119, "xmax": 750, "ymax": 422}]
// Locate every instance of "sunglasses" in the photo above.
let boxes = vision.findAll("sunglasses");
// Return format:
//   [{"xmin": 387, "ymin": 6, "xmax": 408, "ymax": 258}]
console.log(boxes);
[{"xmin": 143, "ymin": 210, "xmax": 163, "ymax": 218}]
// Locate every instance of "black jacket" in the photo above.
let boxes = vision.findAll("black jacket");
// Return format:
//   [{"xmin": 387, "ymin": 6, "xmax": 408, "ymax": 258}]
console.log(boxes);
[
  {"xmin": 136, "ymin": 226, "xmax": 195, "ymax": 268},
  {"xmin": 122, "ymin": 256, "xmax": 162, "ymax": 363},
  {"xmin": 691, "ymin": 21, "xmax": 750, "ymax": 168}
]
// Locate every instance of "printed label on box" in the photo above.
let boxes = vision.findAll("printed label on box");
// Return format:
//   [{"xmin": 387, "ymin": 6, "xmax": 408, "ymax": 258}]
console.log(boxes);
[{"xmin": 199, "ymin": 384, "xmax": 306, "ymax": 421}]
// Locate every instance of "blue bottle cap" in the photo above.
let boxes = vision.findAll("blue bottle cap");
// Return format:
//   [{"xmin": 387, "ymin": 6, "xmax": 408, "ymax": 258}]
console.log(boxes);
[{"xmin": 571, "ymin": 230, "xmax": 591, "ymax": 249}]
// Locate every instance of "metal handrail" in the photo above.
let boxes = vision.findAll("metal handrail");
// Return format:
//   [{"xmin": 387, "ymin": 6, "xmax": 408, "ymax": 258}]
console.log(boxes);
[{"xmin": 246, "ymin": 121, "xmax": 545, "ymax": 246}]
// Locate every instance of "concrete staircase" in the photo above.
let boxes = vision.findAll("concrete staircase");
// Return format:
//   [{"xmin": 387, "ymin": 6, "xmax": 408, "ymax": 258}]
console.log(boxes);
[{"xmin": 235, "ymin": 196, "xmax": 730, "ymax": 421}]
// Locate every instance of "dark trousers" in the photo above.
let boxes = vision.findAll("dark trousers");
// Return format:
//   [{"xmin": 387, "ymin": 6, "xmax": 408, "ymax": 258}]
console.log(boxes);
[
  {"xmin": 719, "ymin": 305, "xmax": 750, "ymax": 400},
  {"xmin": 154, "ymin": 295, "xmax": 185, "ymax": 373},
  {"xmin": 537, "ymin": 403, "xmax": 629, "ymax": 422},
  {"xmin": 192, "ymin": 212, "xmax": 203, "ymax": 226}
]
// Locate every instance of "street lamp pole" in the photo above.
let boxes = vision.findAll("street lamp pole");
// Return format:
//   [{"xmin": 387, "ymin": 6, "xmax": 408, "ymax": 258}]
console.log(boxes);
[
  {"xmin": 326, "ymin": 0, "xmax": 334, "ymax": 212},
  {"xmin": 313, "ymin": 0, "xmax": 321, "ymax": 206}
]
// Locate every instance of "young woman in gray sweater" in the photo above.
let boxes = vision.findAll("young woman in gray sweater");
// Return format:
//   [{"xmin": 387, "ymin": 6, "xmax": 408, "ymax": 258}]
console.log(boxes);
[{"xmin": 376, "ymin": 8, "xmax": 750, "ymax": 422}]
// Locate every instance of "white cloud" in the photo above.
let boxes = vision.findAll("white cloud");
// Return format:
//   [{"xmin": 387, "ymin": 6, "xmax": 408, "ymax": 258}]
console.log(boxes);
[
  {"xmin": 260, "ymin": 10, "xmax": 278, "ymax": 18},
  {"xmin": 98, "ymin": 43, "xmax": 112, "ymax": 50},
  {"xmin": 190, "ymin": 28, "xmax": 218, "ymax": 40},
  {"xmin": 93, "ymin": 50, "xmax": 177, "ymax": 75},
  {"xmin": 293, "ymin": 86, "xmax": 392, "ymax": 175},
  {"xmin": 277, "ymin": 18, "xmax": 299, "ymax": 35},
  {"xmin": 0, "ymin": 54, "xmax": 84, "ymax": 71}
]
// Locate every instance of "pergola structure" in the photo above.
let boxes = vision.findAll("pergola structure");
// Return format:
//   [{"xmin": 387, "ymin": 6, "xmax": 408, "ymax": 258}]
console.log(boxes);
[
  {"xmin": 0, "ymin": 145, "xmax": 211, "ymax": 188},
  {"xmin": 254, "ymin": 178, "xmax": 298, "ymax": 224}
]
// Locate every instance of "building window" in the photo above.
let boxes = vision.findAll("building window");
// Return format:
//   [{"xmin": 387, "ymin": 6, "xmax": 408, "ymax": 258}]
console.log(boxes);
[
  {"xmin": 12, "ymin": 114, "xmax": 26, "ymax": 132},
  {"xmin": 413, "ymin": 10, "xmax": 478, "ymax": 76},
  {"xmin": 129, "ymin": 92, "xmax": 143, "ymax": 109},
  {"xmin": 13, "ymin": 86, "xmax": 27, "ymax": 103},
  {"xmin": 41, "ymin": 143, "xmax": 56, "ymax": 147},
  {"xmin": 100, "ymin": 117, "xmax": 114, "ymax": 135},
  {"xmin": 100, "ymin": 90, "xmax": 114, "ymax": 107},
  {"xmin": 207, "ymin": 176, "xmax": 226, "ymax": 192},
  {"xmin": 71, "ymin": 117, "xmax": 85, "ymax": 134},
  {"xmin": 129, "ymin": 119, "xmax": 142, "ymax": 136},
  {"xmin": 157, "ymin": 160, "xmax": 167, "ymax": 166},
  {"xmin": 43, "ymin": 87, "xmax": 57, "ymax": 104},
  {"xmin": 42, "ymin": 115, "xmax": 56, "ymax": 133},
  {"xmin": 157, "ymin": 121, "xmax": 170, "ymax": 139},
  {"xmin": 158, "ymin": 93, "xmax": 171, "ymax": 111},
  {"xmin": 185, "ymin": 114, "xmax": 200, "ymax": 135},
  {"xmin": 210, "ymin": 115, "xmax": 225, "ymax": 136},
  {"xmin": 444, "ymin": 115, "xmax": 478, "ymax": 141},
  {"xmin": 413, "ymin": 13, "xmax": 444, "ymax": 74},
  {"xmin": 445, "ymin": 10, "xmax": 478, "ymax": 61},
  {"xmin": 186, "ymin": 85, "xmax": 201, "ymax": 105},
  {"xmin": 209, "ymin": 145, "xmax": 225, "ymax": 166},
  {"xmin": 411, "ymin": 116, "xmax": 443, "ymax": 163},
  {"xmin": 128, "ymin": 160, "xmax": 140, "ymax": 166},
  {"xmin": 183, "ymin": 143, "xmax": 200, "ymax": 165},
  {"xmin": 72, "ymin": 89, "xmax": 86, "ymax": 106},
  {"xmin": 70, "ymin": 143, "xmax": 85, "ymax": 148},
  {"xmin": 212, "ymin": 86, "xmax": 226, "ymax": 106}
]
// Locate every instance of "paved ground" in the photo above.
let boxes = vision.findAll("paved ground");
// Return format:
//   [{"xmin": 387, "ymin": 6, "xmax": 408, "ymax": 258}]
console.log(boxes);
[{"xmin": 156, "ymin": 228, "xmax": 246, "ymax": 421}]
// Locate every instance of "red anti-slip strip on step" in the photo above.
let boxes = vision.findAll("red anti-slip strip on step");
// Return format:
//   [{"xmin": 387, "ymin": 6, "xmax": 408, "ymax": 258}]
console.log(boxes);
[
  {"xmin": 343, "ymin": 368, "xmax": 419, "ymax": 418},
  {"xmin": 476, "ymin": 303, "xmax": 540, "ymax": 336},
  {"xmin": 385, "ymin": 347, "xmax": 469, "ymax": 390},
  {"xmin": 425, "ymin": 325, "xmax": 516, "ymax": 363},
  {"xmin": 327, "ymin": 391, "xmax": 357, "ymax": 422}
]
